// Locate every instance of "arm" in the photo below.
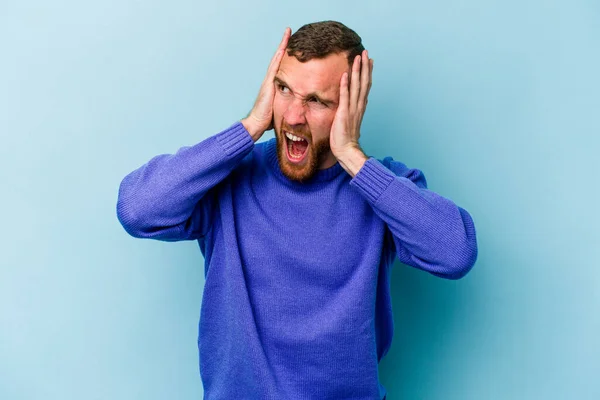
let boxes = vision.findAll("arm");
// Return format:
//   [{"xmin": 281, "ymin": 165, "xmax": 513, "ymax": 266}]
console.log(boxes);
[
  {"xmin": 330, "ymin": 49, "xmax": 477, "ymax": 278},
  {"xmin": 349, "ymin": 156, "xmax": 478, "ymax": 280},
  {"xmin": 116, "ymin": 27, "xmax": 292, "ymax": 242},
  {"xmin": 116, "ymin": 122, "xmax": 253, "ymax": 241}
]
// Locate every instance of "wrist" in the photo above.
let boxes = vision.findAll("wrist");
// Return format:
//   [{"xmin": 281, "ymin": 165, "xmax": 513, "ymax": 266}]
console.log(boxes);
[
  {"xmin": 336, "ymin": 146, "xmax": 369, "ymax": 178},
  {"xmin": 241, "ymin": 117, "xmax": 263, "ymax": 142}
]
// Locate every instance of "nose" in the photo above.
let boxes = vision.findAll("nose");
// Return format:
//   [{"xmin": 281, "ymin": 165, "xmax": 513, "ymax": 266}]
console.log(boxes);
[{"xmin": 282, "ymin": 96, "xmax": 307, "ymax": 126}]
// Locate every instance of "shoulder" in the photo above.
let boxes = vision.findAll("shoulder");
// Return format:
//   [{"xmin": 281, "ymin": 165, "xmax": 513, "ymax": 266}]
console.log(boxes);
[{"xmin": 378, "ymin": 156, "xmax": 428, "ymax": 189}]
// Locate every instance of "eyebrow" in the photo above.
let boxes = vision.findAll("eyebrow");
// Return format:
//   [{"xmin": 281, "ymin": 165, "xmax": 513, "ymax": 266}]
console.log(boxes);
[{"xmin": 273, "ymin": 76, "xmax": 337, "ymax": 106}]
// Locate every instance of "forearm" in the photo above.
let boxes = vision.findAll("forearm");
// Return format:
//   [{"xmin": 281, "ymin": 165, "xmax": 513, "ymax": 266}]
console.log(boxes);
[
  {"xmin": 349, "ymin": 158, "xmax": 478, "ymax": 279},
  {"xmin": 116, "ymin": 121, "xmax": 254, "ymax": 238}
]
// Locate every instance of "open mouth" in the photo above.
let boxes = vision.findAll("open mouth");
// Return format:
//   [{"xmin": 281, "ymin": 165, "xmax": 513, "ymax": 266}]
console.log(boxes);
[{"xmin": 284, "ymin": 131, "xmax": 309, "ymax": 163}]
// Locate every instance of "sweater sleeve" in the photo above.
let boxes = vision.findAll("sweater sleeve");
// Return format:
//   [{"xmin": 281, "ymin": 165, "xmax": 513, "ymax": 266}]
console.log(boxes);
[
  {"xmin": 349, "ymin": 156, "xmax": 478, "ymax": 280},
  {"xmin": 116, "ymin": 121, "xmax": 254, "ymax": 241}
]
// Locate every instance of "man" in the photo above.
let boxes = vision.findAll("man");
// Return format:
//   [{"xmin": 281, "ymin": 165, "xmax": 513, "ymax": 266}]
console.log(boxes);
[{"xmin": 116, "ymin": 21, "xmax": 478, "ymax": 400}]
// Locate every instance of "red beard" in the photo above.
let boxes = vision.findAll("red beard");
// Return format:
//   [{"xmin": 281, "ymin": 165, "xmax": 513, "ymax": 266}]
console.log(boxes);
[{"xmin": 274, "ymin": 126, "xmax": 331, "ymax": 182}]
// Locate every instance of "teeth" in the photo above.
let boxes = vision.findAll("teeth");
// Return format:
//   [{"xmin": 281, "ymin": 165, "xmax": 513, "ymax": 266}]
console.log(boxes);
[{"xmin": 285, "ymin": 131, "xmax": 306, "ymax": 142}]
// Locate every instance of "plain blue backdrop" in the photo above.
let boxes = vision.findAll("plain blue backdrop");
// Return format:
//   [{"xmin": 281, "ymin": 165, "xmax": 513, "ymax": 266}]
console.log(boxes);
[{"xmin": 1, "ymin": 0, "xmax": 598, "ymax": 399}]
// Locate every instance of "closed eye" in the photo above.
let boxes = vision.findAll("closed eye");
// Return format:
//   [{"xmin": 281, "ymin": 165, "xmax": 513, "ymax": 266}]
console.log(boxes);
[
  {"xmin": 309, "ymin": 96, "xmax": 328, "ymax": 108},
  {"xmin": 276, "ymin": 81, "xmax": 328, "ymax": 108}
]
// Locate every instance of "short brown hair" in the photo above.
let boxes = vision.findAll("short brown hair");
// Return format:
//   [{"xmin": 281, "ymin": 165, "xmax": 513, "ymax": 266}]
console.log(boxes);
[{"xmin": 286, "ymin": 21, "xmax": 365, "ymax": 68}]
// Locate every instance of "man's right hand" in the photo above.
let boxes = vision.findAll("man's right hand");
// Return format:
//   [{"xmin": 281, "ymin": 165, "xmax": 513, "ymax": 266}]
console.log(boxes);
[{"xmin": 242, "ymin": 27, "xmax": 291, "ymax": 142}]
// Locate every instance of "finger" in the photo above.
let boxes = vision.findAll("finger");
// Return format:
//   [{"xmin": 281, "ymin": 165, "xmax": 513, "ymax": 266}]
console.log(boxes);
[
  {"xmin": 349, "ymin": 54, "xmax": 361, "ymax": 114},
  {"xmin": 266, "ymin": 48, "xmax": 284, "ymax": 78},
  {"xmin": 277, "ymin": 26, "xmax": 291, "ymax": 52},
  {"xmin": 365, "ymin": 58, "xmax": 374, "ymax": 99},
  {"xmin": 338, "ymin": 72, "xmax": 350, "ymax": 119},
  {"xmin": 358, "ymin": 50, "xmax": 370, "ymax": 108},
  {"xmin": 267, "ymin": 27, "xmax": 291, "ymax": 75}
]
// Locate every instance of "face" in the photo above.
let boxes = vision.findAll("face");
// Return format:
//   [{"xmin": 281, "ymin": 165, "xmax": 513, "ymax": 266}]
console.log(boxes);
[{"xmin": 273, "ymin": 51, "xmax": 350, "ymax": 182}]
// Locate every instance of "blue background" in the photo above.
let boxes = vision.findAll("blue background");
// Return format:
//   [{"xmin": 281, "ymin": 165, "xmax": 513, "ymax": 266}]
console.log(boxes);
[{"xmin": 1, "ymin": 0, "xmax": 598, "ymax": 398}]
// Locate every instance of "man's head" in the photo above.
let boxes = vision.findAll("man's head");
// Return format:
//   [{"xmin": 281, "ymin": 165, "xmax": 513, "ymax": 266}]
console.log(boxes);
[{"xmin": 273, "ymin": 21, "xmax": 365, "ymax": 182}]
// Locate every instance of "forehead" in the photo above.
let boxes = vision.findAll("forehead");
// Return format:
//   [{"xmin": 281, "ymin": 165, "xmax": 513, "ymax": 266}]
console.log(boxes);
[{"xmin": 276, "ymin": 52, "xmax": 349, "ymax": 97}]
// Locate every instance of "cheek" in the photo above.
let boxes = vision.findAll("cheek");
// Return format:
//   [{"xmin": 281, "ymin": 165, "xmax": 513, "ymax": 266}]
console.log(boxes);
[
  {"xmin": 272, "ymin": 96, "xmax": 285, "ymax": 121},
  {"xmin": 307, "ymin": 112, "xmax": 335, "ymax": 137}
]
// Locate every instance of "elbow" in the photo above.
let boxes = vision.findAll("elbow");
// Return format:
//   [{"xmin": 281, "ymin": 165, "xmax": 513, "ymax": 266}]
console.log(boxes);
[
  {"xmin": 115, "ymin": 172, "xmax": 182, "ymax": 241},
  {"xmin": 442, "ymin": 242, "xmax": 478, "ymax": 280},
  {"xmin": 116, "ymin": 178, "xmax": 151, "ymax": 238},
  {"xmin": 116, "ymin": 197, "xmax": 145, "ymax": 238},
  {"xmin": 116, "ymin": 190, "xmax": 186, "ymax": 241},
  {"xmin": 411, "ymin": 234, "xmax": 478, "ymax": 280},
  {"xmin": 116, "ymin": 174, "xmax": 145, "ymax": 238},
  {"xmin": 433, "ymin": 208, "xmax": 479, "ymax": 280},
  {"xmin": 447, "ymin": 207, "xmax": 479, "ymax": 279},
  {"xmin": 430, "ymin": 245, "xmax": 478, "ymax": 280}
]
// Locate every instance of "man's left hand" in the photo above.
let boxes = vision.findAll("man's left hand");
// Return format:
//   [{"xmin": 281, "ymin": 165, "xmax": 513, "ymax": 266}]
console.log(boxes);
[{"xmin": 330, "ymin": 49, "xmax": 373, "ymax": 159}]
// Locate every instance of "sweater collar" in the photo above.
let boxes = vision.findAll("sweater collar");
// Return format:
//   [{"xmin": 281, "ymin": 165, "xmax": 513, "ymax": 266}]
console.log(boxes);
[{"xmin": 264, "ymin": 138, "xmax": 345, "ymax": 185}]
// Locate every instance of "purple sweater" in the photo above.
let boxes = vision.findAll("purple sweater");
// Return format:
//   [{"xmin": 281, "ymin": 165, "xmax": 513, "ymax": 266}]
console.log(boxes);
[{"xmin": 116, "ymin": 121, "xmax": 478, "ymax": 399}]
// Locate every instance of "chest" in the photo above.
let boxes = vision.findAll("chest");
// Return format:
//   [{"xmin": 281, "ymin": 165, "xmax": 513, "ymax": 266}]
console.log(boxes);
[{"xmin": 232, "ymin": 179, "xmax": 384, "ymax": 289}]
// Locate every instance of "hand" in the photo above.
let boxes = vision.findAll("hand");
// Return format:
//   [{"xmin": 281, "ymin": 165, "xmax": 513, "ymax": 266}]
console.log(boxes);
[
  {"xmin": 242, "ymin": 27, "xmax": 292, "ymax": 142},
  {"xmin": 330, "ymin": 49, "xmax": 373, "ymax": 157}
]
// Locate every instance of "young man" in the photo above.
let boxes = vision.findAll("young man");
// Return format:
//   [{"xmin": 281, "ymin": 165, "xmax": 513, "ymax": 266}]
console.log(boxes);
[{"xmin": 117, "ymin": 20, "xmax": 478, "ymax": 400}]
